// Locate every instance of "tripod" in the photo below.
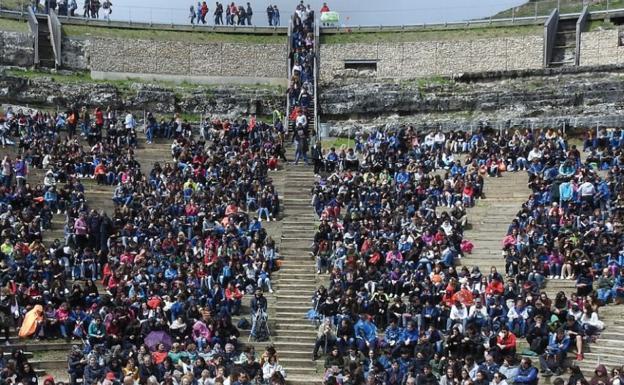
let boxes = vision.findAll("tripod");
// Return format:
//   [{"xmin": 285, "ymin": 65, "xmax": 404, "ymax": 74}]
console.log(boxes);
[{"xmin": 249, "ymin": 309, "xmax": 272, "ymax": 342}]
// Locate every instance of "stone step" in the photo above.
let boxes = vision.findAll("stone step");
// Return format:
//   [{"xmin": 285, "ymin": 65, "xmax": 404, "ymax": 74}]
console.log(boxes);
[
  {"xmin": 282, "ymin": 227, "xmax": 317, "ymax": 233},
  {"xmin": 29, "ymin": 359, "xmax": 66, "ymax": 370},
  {"xmin": 279, "ymin": 264, "xmax": 316, "ymax": 270},
  {"xmin": 277, "ymin": 357, "xmax": 317, "ymax": 369},
  {"xmin": 275, "ymin": 284, "xmax": 317, "ymax": 291},
  {"xmin": 587, "ymin": 344, "xmax": 624, "ymax": 354},
  {"xmin": 544, "ymin": 278, "xmax": 577, "ymax": 287},
  {"xmin": 581, "ymin": 353, "xmax": 622, "ymax": 365},
  {"xmin": 286, "ymin": 376, "xmax": 323, "ymax": 385},
  {"xmin": 281, "ymin": 367, "xmax": 319, "ymax": 376},
  {"xmin": 279, "ymin": 243, "xmax": 314, "ymax": 250},
  {"xmin": 278, "ymin": 273, "xmax": 318, "ymax": 280},
  {"xmin": 273, "ymin": 322, "xmax": 317, "ymax": 331}
]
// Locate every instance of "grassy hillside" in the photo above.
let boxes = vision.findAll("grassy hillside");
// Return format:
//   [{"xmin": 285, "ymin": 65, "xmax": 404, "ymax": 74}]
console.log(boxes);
[{"xmin": 493, "ymin": 0, "xmax": 624, "ymax": 18}]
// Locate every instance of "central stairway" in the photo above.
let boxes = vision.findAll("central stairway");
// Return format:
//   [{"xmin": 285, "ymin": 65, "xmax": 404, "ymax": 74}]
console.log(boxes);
[
  {"xmin": 264, "ymin": 162, "xmax": 321, "ymax": 385},
  {"xmin": 462, "ymin": 173, "xmax": 529, "ymax": 274}
]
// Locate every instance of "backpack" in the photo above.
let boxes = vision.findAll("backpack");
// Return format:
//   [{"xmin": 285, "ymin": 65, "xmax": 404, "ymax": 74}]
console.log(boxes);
[{"xmin": 237, "ymin": 318, "xmax": 250, "ymax": 329}]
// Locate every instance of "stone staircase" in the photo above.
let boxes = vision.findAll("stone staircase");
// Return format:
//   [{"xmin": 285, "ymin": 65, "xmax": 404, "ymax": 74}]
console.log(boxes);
[
  {"xmin": 135, "ymin": 135, "xmax": 171, "ymax": 174},
  {"xmin": 269, "ymin": 163, "xmax": 321, "ymax": 385},
  {"xmin": 461, "ymin": 170, "xmax": 624, "ymax": 378},
  {"xmin": 462, "ymin": 172, "xmax": 529, "ymax": 275},
  {"xmin": 549, "ymin": 18, "xmax": 577, "ymax": 68}
]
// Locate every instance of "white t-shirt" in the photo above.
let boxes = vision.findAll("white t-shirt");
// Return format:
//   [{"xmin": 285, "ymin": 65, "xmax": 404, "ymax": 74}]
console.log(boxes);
[{"xmin": 579, "ymin": 181, "xmax": 596, "ymax": 197}]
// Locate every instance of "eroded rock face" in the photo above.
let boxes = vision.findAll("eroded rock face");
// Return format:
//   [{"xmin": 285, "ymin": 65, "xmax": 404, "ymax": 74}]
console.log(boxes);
[
  {"xmin": 319, "ymin": 69, "xmax": 624, "ymax": 135},
  {"xmin": 0, "ymin": 74, "xmax": 284, "ymax": 116}
]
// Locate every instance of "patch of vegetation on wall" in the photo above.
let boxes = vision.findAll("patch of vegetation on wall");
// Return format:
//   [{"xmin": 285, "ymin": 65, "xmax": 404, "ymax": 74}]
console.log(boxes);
[
  {"xmin": 0, "ymin": 17, "xmax": 28, "ymax": 32},
  {"xmin": 320, "ymin": 25, "xmax": 541, "ymax": 44},
  {"xmin": 62, "ymin": 24, "xmax": 286, "ymax": 44}
]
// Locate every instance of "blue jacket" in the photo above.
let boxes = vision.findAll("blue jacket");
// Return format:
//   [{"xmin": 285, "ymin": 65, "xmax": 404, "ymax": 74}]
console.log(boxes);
[
  {"xmin": 399, "ymin": 327, "xmax": 419, "ymax": 344},
  {"xmin": 515, "ymin": 365, "xmax": 538, "ymax": 385},
  {"xmin": 559, "ymin": 182, "xmax": 574, "ymax": 202},
  {"xmin": 546, "ymin": 333, "xmax": 570, "ymax": 355},
  {"xmin": 354, "ymin": 319, "xmax": 377, "ymax": 343},
  {"xmin": 384, "ymin": 325, "xmax": 403, "ymax": 344}
]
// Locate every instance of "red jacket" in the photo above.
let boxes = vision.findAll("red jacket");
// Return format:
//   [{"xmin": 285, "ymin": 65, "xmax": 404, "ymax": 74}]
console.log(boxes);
[{"xmin": 497, "ymin": 332, "xmax": 517, "ymax": 350}]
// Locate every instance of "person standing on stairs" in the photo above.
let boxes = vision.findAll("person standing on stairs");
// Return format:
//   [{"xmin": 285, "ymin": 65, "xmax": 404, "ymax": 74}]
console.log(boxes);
[
  {"xmin": 292, "ymin": 124, "xmax": 309, "ymax": 166},
  {"xmin": 313, "ymin": 318, "xmax": 336, "ymax": 361},
  {"xmin": 250, "ymin": 289, "xmax": 268, "ymax": 338},
  {"xmin": 311, "ymin": 140, "xmax": 323, "ymax": 176}
]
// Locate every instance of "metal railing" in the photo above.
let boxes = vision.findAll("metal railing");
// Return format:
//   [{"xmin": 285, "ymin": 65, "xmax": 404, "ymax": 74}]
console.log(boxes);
[
  {"xmin": 26, "ymin": 7, "xmax": 38, "ymax": 65},
  {"xmin": 575, "ymin": 6, "xmax": 590, "ymax": 66},
  {"xmin": 48, "ymin": 9, "xmax": 61, "ymax": 67},
  {"xmin": 0, "ymin": 0, "xmax": 613, "ymax": 27},
  {"xmin": 2, "ymin": 1, "xmax": 624, "ymax": 36},
  {"xmin": 544, "ymin": 9, "xmax": 559, "ymax": 67},
  {"xmin": 0, "ymin": 0, "xmax": 289, "ymax": 31},
  {"xmin": 313, "ymin": 13, "xmax": 319, "ymax": 139},
  {"xmin": 285, "ymin": 17, "xmax": 292, "ymax": 130}
]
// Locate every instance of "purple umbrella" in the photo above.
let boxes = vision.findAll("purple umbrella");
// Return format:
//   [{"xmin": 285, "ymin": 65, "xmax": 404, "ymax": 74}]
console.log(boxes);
[{"xmin": 144, "ymin": 331, "xmax": 173, "ymax": 351}]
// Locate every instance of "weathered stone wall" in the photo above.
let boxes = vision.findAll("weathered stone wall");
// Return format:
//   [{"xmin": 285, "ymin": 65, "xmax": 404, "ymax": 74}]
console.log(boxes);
[
  {"xmin": 0, "ymin": 74, "xmax": 284, "ymax": 117},
  {"xmin": 85, "ymin": 38, "xmax": 287, "ymax": 79},
  {"xmin": 320, "ymin": 69, "xmax": 624, "ymax": 136},
  {"xmin": 320, "ymin": 35, "xmax": 544, "ymax": 80},
  {"xmin": 0, "ymin": 30, "xmax": 34, "ymax": 67},
  {"xmin": 579, "ymin": 29, "xmax": 624, "ymax": 66}
]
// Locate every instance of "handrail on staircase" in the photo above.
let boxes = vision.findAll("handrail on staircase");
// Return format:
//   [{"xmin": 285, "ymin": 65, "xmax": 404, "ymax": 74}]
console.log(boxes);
[
  {"xmin": 575, "ymin": 6, "xmax": 589, "ymax": 66},
  {"xmin": 285, "ymin": 16, "xmax": 292, "ymax": 133},
  {"xmin": 27, "ymin": 7, "xmax": 39, "ymax": 65},
  {"xmin": 543, "ymin": 8, "xmax": 559, "ymax": 67},
  {"xmin": 313, "ymin": 12, "xmax": 320, "ymax": 141},
  {"xmin": 48, "ymin": 9, "xmax": 62, "ymax": 68}
]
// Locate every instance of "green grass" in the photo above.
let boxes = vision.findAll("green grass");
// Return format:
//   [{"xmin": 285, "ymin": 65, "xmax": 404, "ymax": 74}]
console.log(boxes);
[
  {"xmin": 588, "ymin": 19, "xmax": 616, "ymax": 30},
  {"xmin": 320, "ymin": 25, "xmax": 541, "ymax": 44},
  {"xmin": 322, "ymin": 137, "xmax": 355, "ymax": 150},
  {"xmin": 62, "ymin": 24, "xmax": 286, "ymax": 44},
  {"xmin": 0, "ymin": 0, "xmax": 33, "ymax": 12},
  {"xmin": 176, "ymin": 112, "xmax": 201, "ymax": 122},
  {"xmin": 0, "ymin": 17, "xmax": 28, "ymax": 32},
  {"xmin": 6, "ymin": 68, "xmax": 140, "ymax": 90},
  {"xmin": 6, "ymin": 68, "xmax": 281, "ymax": 94},
  {"xmin": 494, "ymin": 0, "xmax": 624, "ymax": 19}
]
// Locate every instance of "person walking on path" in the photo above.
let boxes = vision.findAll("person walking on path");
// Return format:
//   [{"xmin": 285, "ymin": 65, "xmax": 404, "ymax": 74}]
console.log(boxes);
[
  {"xmin": 189, "ymin": 5, "xmax": 196, "ymax": 24},
  {"xmin": 246, "ymin": 2, "xmax": 252, "ymax": 25},
  {"xmin": 214, "ymin": 1, "xmax": 223, "ymax": 24},
  {"xmin": 200, "ymin": 1, "xmax": 208, "ymax": 23},
  {"xmin": 266, "ymin": 4, "xmax": 273, "ymax": 25},
  {"xmin": 272, "ymin": 5, "xmax": 280, "ymax": 25}
]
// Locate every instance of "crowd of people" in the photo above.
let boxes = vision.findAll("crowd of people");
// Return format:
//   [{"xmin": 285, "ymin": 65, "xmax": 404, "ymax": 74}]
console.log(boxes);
[
  {"xmin": 500, "ymin": 127, "xmax": 624, "ymax": 376},
  {"xmin": 35, "ymin": 0, "xmax": 113, "ymax": 19},
  {"xmin": 286, "ymin": 1, "xmax": 318, "ymax": 166},
  {"xmin": 307, "ymin": 126, "xmax": 623, "ymax": 385},
  {"xmin": 0, "ymin": 104, "xmax": 293, "ymax": 385},
  {"xmin": 189, "ymin": 2, "xmax": 259, "ymax": 26}
]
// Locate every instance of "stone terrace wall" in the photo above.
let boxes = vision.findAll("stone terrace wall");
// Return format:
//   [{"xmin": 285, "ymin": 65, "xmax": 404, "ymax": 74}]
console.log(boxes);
[
  {"xmin": 0, "ymin": 30, "xmax": 34, "ymax": 67},
  {"xmin": 580, "ymin": 29, "xmax": 624, "ymax": 66},
  {"xmin": 87, "ymin": 38, "xmax": 287, "ymax": 80},
  {"xmin": 320, "ymin": 35, "xmax": 543, "ymax": 80}
]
